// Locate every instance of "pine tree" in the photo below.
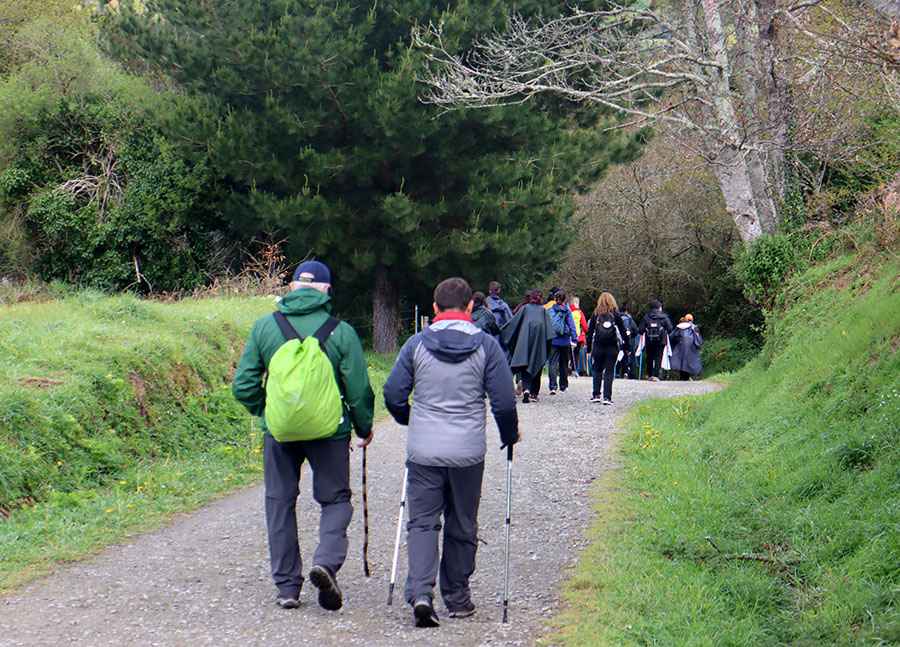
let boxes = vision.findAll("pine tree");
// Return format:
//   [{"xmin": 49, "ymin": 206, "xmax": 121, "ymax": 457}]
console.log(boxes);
[{"xmin": 102, "ymin": 0, "xmax": 641, "ymax": 350}]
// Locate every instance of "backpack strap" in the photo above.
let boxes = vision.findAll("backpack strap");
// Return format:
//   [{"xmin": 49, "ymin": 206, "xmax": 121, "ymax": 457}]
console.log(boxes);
[
  {"xmin": 273, "ymin": 312, "xmax": 340, "ymax": 360},
  {"xmin": 273, "ymin": 311, "xmax": 301, "ymax": 341},
  {"xmin": 311, "ymin": 316, "xmax": 341, "ymax": 358}
]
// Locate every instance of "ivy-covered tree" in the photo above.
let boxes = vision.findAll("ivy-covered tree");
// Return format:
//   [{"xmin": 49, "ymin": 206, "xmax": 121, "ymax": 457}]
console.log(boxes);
[{"xmin": 103, "ymin": 0, "xmax": 642, "ymax": 350}]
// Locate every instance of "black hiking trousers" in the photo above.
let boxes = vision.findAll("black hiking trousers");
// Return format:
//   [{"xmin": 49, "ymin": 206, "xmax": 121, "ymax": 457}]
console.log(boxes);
[
  {"xmin": 518, "ymin": 369, "xmax": 541, "ymax": 396},
  {"xmin": 591, "ymin": 344, "xmax": 618, "ymax": 400},
  {"xmin": 548, "ymin": 345, "xmax": 570, "ymax": 391},
  {"xmin": 263, "ymin": 434, "xmax": 352, "ymax": 598},
  {"xmin": 645, "ymin": 341, "xmax": 665, "ymax": 378}
]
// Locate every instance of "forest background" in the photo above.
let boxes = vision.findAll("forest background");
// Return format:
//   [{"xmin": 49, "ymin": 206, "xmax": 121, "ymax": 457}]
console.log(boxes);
[{"xmin": 1, "ymin": 0, "xmax": 900, "ymax": 354}]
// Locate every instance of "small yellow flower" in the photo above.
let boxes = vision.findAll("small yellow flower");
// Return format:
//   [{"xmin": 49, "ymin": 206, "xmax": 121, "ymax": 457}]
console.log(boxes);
[
  {"xmin": 126, "ymin": 504, "xmax": 133, "ymax": 508},
  {"xmin": 225, "ymin": 446, "xmax": 233, "ymax": 451},
  {"xmin": 191, "ymin": 487, "xmax": 196, "ymax": 491},
  {"xmin": 105, "ymin": 509, "xmax": 113, "ymax": 513},
  {"xmin": 57, "ymin": 461, "xmax": 63, "ymax": 466},
  {"xmin": 253, "ymin": 449, "xmax": 261, "ymax": 454},
  {"xmin": 119, "ymin": 481, "xmax": 127, "ymax": 485},
  {"xmin": 673, "ymin": 481, "xmax": 678, "ymax": 485}
]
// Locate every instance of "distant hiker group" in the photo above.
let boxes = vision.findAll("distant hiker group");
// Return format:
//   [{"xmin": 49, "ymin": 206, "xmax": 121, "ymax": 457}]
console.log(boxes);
[{"xmin": 232, "ymin": 262, "xmax": 701, "ymax": 629}]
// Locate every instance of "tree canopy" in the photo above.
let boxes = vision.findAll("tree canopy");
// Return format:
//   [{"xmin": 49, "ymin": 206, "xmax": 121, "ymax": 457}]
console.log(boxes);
[{"xmin": 101, "ymin": 0, "xmax": 642, "ymax": 349}]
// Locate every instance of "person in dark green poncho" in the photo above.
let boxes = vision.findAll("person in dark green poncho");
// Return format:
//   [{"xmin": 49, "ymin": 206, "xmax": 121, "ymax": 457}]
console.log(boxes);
[
  {"xmin": 500, "ymin": 288, "xmax": 555, "ymax": 403},
  {"xmin": 232, "ymin": 261, "xmax": 374, "ymax": 612}
]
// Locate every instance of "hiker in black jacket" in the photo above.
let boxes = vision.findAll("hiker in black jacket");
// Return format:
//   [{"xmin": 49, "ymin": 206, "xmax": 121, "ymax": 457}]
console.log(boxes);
[
  {"xmin": 585, "ymin": 292, "xmax": 631, "ymax": 405},
  {"xmin": 638, "ymin": 300, "xmax": 674, "ymax": 381},
  {"xmin": 471, "ymin": 291, "xmax": 501, "ymax": 341},
  {"xmin": 619, "ymin": 306, "xmax": 640, "ymax": 378}
]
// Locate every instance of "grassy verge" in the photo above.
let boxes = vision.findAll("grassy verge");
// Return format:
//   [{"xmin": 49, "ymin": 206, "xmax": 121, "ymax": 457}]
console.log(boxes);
[
  {"xmin": 0, "ymin": 294, "xmax": 392, "ymax": 592},
  {"xmin": 555, "ymin": 254, "xmax": 900, "ymax": 646}
]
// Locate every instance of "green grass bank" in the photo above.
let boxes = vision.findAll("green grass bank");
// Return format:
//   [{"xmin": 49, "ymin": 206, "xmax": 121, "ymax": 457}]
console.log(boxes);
[
  {"xmin": 557, "ymin": 255, "xmax": 900, "ymax": 646},
  {"xmin": 0, "ymin": 294, "xmax": 393, "ymax": 591}
]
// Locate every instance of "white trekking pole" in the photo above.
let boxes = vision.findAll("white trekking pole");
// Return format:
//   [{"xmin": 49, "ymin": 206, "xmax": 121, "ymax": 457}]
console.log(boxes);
[
  {"xmin": 502, "ymin": 444, "xmax": 514, "ymax": 623},
  {"xmin": 387, "ymin": 467, "xmax": 409, "ymax": 605}
]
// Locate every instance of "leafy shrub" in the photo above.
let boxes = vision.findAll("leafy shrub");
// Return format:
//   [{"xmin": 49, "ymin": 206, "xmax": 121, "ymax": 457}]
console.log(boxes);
[
  {"xmin": 0, "ymin": 19, "xmax": 221, "ymax": 292},
  {"xmin": 700, "ymin": 336, "xmax": 761, "ymax": 377},
  {"xmin": 734, "ymin": 234, "xmax": 801, "ymax": 306}
]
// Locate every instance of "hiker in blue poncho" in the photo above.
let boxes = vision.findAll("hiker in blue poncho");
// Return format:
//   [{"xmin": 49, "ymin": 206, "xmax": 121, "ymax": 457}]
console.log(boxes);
[{"xmin": 669, "ymin": 314, "xmax": 703, "ymax": 380}]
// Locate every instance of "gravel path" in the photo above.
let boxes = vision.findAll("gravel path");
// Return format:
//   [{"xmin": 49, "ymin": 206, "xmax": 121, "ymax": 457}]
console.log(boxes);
[{"xmin": 1, "ymin": 375, "xmax": 719, "ymax": 647}]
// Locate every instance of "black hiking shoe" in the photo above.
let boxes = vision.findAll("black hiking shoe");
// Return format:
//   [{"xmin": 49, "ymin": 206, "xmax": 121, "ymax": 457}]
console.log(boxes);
[
  {"xmin": 274, "ymin": 595, "xmax": 299, "ymax": 609},
  {"xmin": 413, "ymin": 596, "xmax": 440, "ymax": 627},
  {"xmin": 448, "ymin": 601, "xmax": 476, "ymax": 619},
  {"xmin": 309, "ymin": 565, "xmax": 342, "ymax": 611},
  {"xmin": 522, "ymin": 391, "xmax": 530, "ymax": 403}
]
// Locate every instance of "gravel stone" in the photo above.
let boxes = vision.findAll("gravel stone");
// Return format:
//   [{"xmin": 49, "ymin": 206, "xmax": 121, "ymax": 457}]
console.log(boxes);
[{"xmin": 0, "ymin": 375, "xmax": 718, "ymax": 647}]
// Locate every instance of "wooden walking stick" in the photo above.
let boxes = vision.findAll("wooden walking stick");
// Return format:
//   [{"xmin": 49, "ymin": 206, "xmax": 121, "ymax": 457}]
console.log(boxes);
[{"xmin": 362, "ymin": 446, "xmax": 370, "ymax": 577}]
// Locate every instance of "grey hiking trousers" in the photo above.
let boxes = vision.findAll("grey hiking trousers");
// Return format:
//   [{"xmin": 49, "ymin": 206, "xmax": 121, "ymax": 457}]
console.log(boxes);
[
  {"xmin": 404, "ymin": 460, "xmax": 484, "ymax": 611},
  {"xmin": 263, "ymin": 434, "xmax": 352, "ymax": 598}
]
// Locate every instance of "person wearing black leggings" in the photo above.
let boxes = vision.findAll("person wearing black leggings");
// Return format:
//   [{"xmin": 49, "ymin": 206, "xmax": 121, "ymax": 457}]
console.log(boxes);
[{"xmin": 585, "ymin": 292, "xmax": 631, "ymax": 405}]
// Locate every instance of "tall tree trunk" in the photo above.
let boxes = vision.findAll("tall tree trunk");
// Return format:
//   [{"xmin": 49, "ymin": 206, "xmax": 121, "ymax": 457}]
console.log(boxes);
[
  {"xmin": 700, "ymin": 0, "xmax": 764, "ymax": 245},
  {"xmin": 746, "ymin": 150, "xmax": 778, "ymax": 234},
  {"xmin": 372, "ymin": 265, "xmax": 399, "ymax": 353},
  {"xmin": 711, "ymin": 145, "xmax": 764, "ymax": 244},
  {"xmin": 754, "ymin": 0, "xmax": 789, "ymax": 211}
]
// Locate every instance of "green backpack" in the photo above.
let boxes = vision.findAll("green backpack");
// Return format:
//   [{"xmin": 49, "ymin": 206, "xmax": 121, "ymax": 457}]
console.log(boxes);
[{"xmin": 265, "ymin": 312, "xmax": 343, "ymax": 442}]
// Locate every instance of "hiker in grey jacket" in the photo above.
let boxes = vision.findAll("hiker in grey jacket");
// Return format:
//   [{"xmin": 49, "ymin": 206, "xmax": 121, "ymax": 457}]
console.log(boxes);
[{"xmin": 383, "ymin": 277, "xmax": 520, "ymax": 627}]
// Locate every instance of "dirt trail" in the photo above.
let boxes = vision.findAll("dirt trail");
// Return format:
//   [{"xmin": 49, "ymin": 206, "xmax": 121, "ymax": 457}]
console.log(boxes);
[{"xmin": 0, "ymin": 376, "xmax": 718, "ymax": 647}]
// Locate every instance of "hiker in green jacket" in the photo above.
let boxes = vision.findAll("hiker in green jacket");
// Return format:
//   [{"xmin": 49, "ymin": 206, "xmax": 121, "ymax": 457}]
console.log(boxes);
[{"xmin": 232, "ymin": 260, "xmax": 375, "ymax": 611}]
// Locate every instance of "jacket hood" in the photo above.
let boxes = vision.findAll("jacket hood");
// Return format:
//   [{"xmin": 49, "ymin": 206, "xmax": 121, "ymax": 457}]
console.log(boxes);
[
  {"xmin": 551, "ymin": 303, "xmax": 569, "ymax": 314},
  {"xmin": 277, "ymin": 287, "xmax": 333, "ymax": 315},
  {"xmin": 647, "ymin": 310, "xmax": 669, "ymax": 322},
  {"xmin": 677, "ymin": 321, "xmax": 694, "ymax": 329},
  {"xmin": 421, "ymin": 321, "xmax": 483, "ymax": 363}
]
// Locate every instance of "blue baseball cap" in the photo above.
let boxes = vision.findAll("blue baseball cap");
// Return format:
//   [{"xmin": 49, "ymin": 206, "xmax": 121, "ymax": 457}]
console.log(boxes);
[{"xmin": 292, "ymin": 260, "xmax": 331, "ymax": 285}]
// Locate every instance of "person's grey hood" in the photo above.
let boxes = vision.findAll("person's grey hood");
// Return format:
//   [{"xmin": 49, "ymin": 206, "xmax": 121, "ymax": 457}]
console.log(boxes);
[{"xmin": 420, "ymin": 320, "xmax": 483, "ymax": 363}]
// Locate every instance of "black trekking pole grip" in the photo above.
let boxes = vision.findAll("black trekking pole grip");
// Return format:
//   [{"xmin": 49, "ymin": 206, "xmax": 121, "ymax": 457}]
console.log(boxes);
[{"xmin": 507, "ymin": 444, "xmax": 513, "ymax": 461}]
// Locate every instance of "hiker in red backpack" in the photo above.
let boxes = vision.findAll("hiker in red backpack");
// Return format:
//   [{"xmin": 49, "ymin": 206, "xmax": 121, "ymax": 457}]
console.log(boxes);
[
  {"xmin": 232, "ymin": 260, "xmax": 374, "ymax": 612},
  {"xmin": 568, "ymin": 296, "xmax": 589, "ymax": 376}
]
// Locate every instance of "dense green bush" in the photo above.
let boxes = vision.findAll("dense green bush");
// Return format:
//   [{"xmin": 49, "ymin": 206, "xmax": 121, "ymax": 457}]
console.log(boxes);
[
  {"xmin": 734, "ymin": 233, "xmax": 801, "ymax": 306},
  {"xmin": 699, "ymin": 336, "xmax": 761, "ymax": 377},
  {"xmin": 0, "ymin": 19, "xmax": 220, "ymax": 291}
]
